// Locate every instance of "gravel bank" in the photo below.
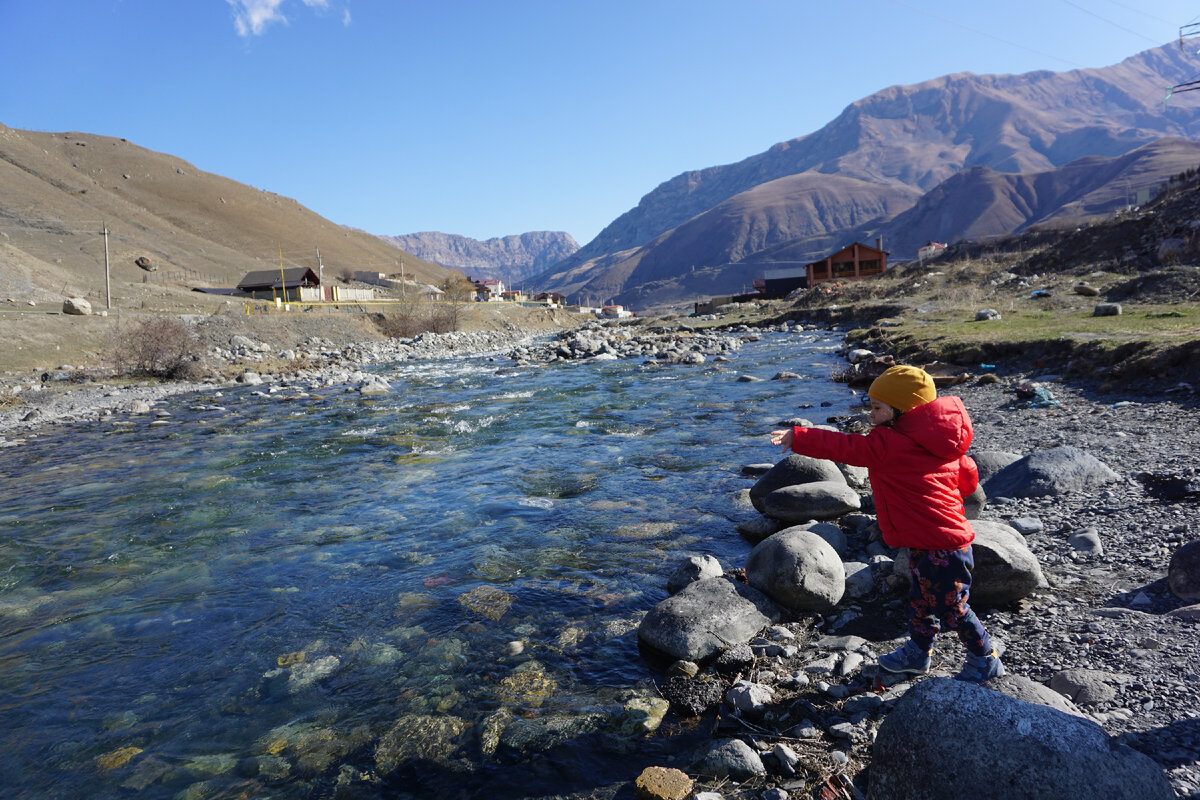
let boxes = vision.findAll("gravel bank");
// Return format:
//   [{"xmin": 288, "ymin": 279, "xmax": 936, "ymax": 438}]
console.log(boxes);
[
  {"xmin": 0, "ymin": 326, "xmax": 548, "ymax": 441},
  {"xmin": 669, "ymin": 373, "xmax": 1200, "ymax": 800}
]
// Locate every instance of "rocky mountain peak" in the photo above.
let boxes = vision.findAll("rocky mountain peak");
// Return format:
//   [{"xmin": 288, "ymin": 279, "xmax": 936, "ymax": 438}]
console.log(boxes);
[{"xmin": 381, "ymin": 230, "xmax": 579, "ymax": 283}]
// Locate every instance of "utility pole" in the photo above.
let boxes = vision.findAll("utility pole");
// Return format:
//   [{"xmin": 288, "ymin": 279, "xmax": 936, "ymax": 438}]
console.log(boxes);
[
  {"xmin": 316, "ymin": 247, "xmax": 323, "ymax": 286},
  {"xmin": 103, "ymin": 223, "xmax": 111, "ymax": 310}
]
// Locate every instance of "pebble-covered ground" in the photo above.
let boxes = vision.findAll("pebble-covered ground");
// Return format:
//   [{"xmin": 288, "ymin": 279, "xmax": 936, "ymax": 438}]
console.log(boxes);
[
  {"xmin": 673, "ymin": 374, "xmax": 1200, "ymax": 800},
  {"xmin": 953, "ymin": 376, "xmax": 1200, "ymax": 796}
]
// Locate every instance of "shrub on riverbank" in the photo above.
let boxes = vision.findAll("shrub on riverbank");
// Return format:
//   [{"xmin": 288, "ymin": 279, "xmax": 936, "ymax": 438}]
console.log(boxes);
[
  {"xmin": 375, "ymin": 306, "xmax": 460, "ymax": 339},
  {"xmin": 107, "ymin": 316, "xmax": 206, "ymax": 380}
]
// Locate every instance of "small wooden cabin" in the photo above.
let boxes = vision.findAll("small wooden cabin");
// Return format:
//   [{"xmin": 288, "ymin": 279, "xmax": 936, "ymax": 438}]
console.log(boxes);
[
  {"xmin": 806, "ymin": 241, "xmax": 888, "ymax": 287},
  {"xmin": 237, "ymin": 268, "xmax": 320, "ymax": 301}
]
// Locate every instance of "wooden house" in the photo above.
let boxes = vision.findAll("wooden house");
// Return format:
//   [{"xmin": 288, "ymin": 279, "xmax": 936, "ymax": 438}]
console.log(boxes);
[
  {"xmin": 806, "ymin": 240, "xmax": 888, "ymax": 287},
  {"xmin": 237, "ymin": 268, "xmax": 320, "ymax": 301}
]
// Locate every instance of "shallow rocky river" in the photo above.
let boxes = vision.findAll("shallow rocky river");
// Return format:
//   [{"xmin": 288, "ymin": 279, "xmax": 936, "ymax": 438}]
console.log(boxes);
[{"xmin": 0, "ymin": 329, "xmax": 857, "ymax": 799}]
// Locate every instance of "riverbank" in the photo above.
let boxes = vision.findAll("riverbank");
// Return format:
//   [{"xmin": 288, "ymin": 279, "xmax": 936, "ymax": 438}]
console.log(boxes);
[
  {"xmin": 0, "ymin": 311, "xmax": 778, "ymax": 442},
  {"xmin": 0, "ymin": 326, "xmax": 547, "ymax": 442},
  {"xmin": 635, "ymin": 367, "xmax": 1200, "ymax": 800},
  {"xmin": 0, "ymin": 302, "xmax": 585, "ymax": 441},
  {"xmin": 758, "ymin": 258, "xmax": 1200, "ymax": 394}
]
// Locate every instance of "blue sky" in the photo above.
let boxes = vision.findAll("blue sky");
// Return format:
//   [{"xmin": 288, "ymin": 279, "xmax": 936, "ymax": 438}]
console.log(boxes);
[{"xmin": 2, "ymin": 1, "xmax": 1198, "ymax": 245}]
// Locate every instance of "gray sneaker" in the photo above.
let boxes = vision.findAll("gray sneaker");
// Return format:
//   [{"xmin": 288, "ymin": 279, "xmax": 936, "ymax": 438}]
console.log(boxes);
[
  {"xmin": 954, "ymin": 649, "xmax": 1005, "ymax": 683},
  {"xmin": 877, "ymin": 639, "xmax": 931, "ymax": 675}
]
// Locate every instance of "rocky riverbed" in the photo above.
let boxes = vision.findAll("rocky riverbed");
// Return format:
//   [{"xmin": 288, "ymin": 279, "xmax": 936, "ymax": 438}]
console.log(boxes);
[
  {"xmin": 631, "ymin": 370, "xmax": 1200, "ymax": 800},
  {"xmin": 2, "ymin": 317, "xmax": 1197, "ymax": 799},
  {"xmin": 0, "ymin": 326, "xmax": 547, "ymax": 441},
  {"xmin": 0, "ymin": 318, "xmax": 803, "ymax": 442}
]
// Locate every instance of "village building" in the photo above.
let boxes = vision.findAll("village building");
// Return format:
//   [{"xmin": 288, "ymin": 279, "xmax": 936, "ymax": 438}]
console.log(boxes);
[
  {"xmin": 691, "ymin": 240, "xmax": 889, "ymax": 314},
  {"xmin": 805, "ymin": 240, "xmax": 888, "ymax": 287},
  {"xmin": 917, "ymin": 240, "xmax": 948, "ymax": 261},
  {"xmin": 534, "ymin": 292, "xmax": 567, "ymax": 306},
  {"xmin": 236, "ymin": 268, "xmax": 375, "ymax": 302},
  {"xmin": 760, "ymin": 266, "xmax": 810, "ymax": 297},
  {"xmin": 236, "ymin": 268, "xmax": 320, "ymax": 301},
  {"xmin": 474, "ymin": 279, "xmax": 505, "ymax": 301}
]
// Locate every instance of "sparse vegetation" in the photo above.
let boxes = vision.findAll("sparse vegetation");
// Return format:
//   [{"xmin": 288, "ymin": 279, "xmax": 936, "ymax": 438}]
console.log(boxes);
[
  {"xmin": 108, "ymin": 316, "xmax": 206, "ymax": 380},
  {"xmin": 375, "ymin": 304, "xmax": 460, "ymax": 339}
]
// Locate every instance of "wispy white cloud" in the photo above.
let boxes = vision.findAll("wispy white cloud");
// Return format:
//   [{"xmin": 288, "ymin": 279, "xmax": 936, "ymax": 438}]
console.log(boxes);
[{"xmin": 227, "ymin": 0, "xmax": 346, "ymax": 37}]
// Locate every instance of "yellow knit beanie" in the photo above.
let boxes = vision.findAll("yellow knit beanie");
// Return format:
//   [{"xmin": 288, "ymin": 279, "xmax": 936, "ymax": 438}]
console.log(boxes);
[{"xmin": 868, "ymin": 365, "xmax": 936, "ymax": 412}]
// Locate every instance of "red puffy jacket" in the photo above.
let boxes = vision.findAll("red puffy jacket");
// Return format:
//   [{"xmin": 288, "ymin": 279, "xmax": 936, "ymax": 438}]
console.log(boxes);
[{"xmin": 788, "ymin": 395, "xmax": 978, "ymax": 550}]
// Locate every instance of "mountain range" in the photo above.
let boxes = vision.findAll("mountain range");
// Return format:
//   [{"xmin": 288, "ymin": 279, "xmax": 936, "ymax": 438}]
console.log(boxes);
[
  {"xmin": 381, "ymin": 230, "xmax": 578, "ymax": 284},
  {"xmin": 532, "ymin": 45, "xmax": 1200, "ymax": 309}
]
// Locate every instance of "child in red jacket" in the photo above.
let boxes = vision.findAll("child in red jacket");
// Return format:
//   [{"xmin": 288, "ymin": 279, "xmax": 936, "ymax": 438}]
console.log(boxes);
[{"xmin": 770, "ymin": 365, "xmax": 1003, "ymax": 683}]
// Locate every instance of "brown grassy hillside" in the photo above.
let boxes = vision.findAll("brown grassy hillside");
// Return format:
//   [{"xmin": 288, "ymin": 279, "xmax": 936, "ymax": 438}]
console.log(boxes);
[{"xmin": 0, "ymin": 123, "xmax": 444, "ymax": 309}]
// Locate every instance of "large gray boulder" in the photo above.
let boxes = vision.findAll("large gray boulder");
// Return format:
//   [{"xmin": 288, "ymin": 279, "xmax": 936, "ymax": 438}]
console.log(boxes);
[
  {"xmin": 750, "ymin": 454, "xmax": 846, "ymax": 512},
  {"xmin": 62, "ymin": 296, "xmax": 92, "ymax": 316},
  {"xmin": 984, "ymin": 673, "xmax": 1090, "ymax": 718},
  {"xmin": 1049, "ymin": 668, "xmax": 1124, "ymax": 706},
  {"xmin": 870, "ymin": 678, "xmax": 1175, "ymax": 800},
  {"xmin": 762, "ymin": 481, "xmax": 861, "ymax": 523},
  {"xmin": 892, "ymin": 520, "xmax": 1044, "ymax": 607},
  {"xmin": 778, "ymin": 521, "xmax": 847, "ymax": 557},
  {"xmin": 970, "ymin": 520, "xmax": 1047, "ymax": 606},
  {"xmin": 667, "ymin": 555, "xmax": 724, "ymax": 594},
  {"xmin": 983, "ymin": 446, "xmax": 1120, "ymax": 499},
  {"xmin": 838, "ymin": 462, "xmax": 870, "ymax": 490},
  {"xmin": 735, "ymin": 515, "xmax": 784, "ymax": 543},
  {"xmin": 1168, "ymin": 540, "xmax": 1200, "ymax": 601},
  {"xmin": 638, "ymin": 578, "xmax": 782, "ymax": 662},
  {"xmin": 971, "ymin": 450, "xmax": 1022, "ymax": 482},
  {"xmin": 963, "ymin": 484, "xmax": 986, "ymax": 520},
  {"xmin": 745, "ymin": 529, "xmax": 845, "ymax": 612}
]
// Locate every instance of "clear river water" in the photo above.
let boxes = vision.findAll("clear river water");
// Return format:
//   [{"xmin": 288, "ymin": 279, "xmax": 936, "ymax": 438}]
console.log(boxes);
[{"xmin": 0, "ymin": 329, "xmax": 856, "ymax": 799}]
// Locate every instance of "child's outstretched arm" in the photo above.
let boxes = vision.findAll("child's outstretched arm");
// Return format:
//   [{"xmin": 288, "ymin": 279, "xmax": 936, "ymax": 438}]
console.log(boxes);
[{"xmin": 770, "ymin": 428, "xmax": 794, "ymax": 451}]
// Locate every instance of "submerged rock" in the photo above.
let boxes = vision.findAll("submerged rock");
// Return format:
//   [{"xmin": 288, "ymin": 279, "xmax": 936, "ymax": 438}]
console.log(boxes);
[
  {"xmin": 375, "ymin": 714, "xmax": 472, "ymax": 775},
  {"xmin": 638, "ymin": 578, "xmax": 782, "ymax": 662}
]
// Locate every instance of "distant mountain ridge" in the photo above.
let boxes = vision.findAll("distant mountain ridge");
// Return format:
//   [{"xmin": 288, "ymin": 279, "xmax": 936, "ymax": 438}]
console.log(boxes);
[
  {"xmin": 752, "ymin": 137, "xmax": 1200, "ymax": 266},
  {"xmin": 535, "ymin": 45, "xmax": 1200, "ymax": 309},
  {"xmin": 382, "ymin": 230, "xmax": 578, "ymax": 283}
]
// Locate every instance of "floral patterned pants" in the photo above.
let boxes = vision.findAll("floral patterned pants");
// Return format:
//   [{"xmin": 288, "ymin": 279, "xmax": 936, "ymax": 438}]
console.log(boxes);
[{"xmin": 907, "ymin": 544, "xmax": 992, "ymax": 657}]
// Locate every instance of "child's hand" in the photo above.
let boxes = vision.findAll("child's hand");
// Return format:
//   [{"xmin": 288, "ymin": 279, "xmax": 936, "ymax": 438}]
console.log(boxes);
[{"xmin": 770, "ymin": 428, "xmax": 793, "ymax": 450}]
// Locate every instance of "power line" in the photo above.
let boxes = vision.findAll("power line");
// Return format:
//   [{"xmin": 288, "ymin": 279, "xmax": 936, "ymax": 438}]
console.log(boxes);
[
  {"xmin": 886, "ymin": 0, "xmax": 1086, "ymax": 68},
  {"xmin": 1095, "ymin": 0, "xmax": 1178, "ymax": 27},
  {"xmin": 1058, "ymin": 0, "xmax": 1165, "ymax": 46}
]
